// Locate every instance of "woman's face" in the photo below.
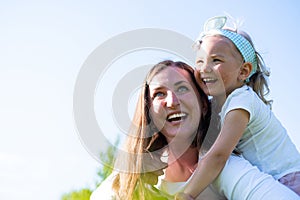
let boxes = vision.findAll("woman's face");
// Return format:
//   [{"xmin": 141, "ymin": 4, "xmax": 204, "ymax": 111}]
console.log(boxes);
[{"xmin": 148, "ymin": 67, "xmax": 201, "ymax": 143}]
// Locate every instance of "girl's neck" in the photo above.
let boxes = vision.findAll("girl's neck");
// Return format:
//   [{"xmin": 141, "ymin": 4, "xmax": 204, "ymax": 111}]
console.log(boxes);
[
  {"xmin": 213, "ymin": 84, "xmax": 246, "ymax": 109},
  {"xmin": 211, "ymin": 97, "xmax": 223, "ymax": 113}
]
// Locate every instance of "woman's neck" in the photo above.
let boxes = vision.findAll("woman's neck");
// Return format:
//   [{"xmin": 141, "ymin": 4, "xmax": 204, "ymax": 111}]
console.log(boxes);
[{"xmin": 164, "ymin": 147, "xmax": 198, "ymax": 182}]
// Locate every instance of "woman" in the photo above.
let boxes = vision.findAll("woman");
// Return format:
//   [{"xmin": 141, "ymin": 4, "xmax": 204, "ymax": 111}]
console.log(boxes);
[{"xmin": 91, "ymin": 60, "xmax": 299, "ymax": 200}]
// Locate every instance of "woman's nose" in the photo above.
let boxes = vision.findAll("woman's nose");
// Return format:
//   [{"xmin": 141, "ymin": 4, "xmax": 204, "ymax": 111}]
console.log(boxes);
[{"xmin": 165, "ymin": 91, "xmax": 179, "ymax": 108}]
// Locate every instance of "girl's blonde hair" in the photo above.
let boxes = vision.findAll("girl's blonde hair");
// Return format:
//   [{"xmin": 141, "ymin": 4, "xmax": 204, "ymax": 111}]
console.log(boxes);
[{"xmin": 236, "ymin": 30, "xmax": 272, "ymax": 106}]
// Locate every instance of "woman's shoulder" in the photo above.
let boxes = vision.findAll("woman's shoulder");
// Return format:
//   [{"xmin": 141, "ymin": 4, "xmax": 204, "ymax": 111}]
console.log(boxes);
[{"xmin": 90, "ymin": 173, "xmax": 118, "ymax": 200}]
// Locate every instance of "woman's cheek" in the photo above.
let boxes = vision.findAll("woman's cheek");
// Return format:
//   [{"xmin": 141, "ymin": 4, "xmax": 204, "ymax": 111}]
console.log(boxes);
[{"xmin": 149, "ymin": 104, "xmax": 166, "ymax": 131}]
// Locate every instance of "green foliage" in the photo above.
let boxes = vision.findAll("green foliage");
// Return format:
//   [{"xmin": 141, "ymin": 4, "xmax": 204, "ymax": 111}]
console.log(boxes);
[
  {"xmin": 96, "ymin": 138, "xmax": 119, "ymax": 186},
  {"xmin": 61, "ymin": 188, "xmax": 92, "ymax": 200},
  {"xmin": 61, "ymin": 138, "xmax": 119, "ymax": 200}
]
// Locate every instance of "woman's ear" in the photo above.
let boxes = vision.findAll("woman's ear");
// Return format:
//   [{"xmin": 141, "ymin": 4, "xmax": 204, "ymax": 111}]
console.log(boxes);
[{"xmin": 239, "ymin": 62, "xmax": 252, "ymax": 82}]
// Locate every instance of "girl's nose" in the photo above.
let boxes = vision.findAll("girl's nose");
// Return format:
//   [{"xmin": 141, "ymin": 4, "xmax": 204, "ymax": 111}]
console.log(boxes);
[
  {"xmin": 165, "ymin": 91, "xmax": 179, "ymax": 108},
  {"xmin": 199, "ymin": 62, "xmax": 213, "ymax": 73}
]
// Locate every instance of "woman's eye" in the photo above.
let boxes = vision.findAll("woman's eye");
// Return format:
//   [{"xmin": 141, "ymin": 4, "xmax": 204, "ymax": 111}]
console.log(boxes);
[
  {"xmin": 177, "ymin": 86, "xmax": 188, "ymax": 93},
  {"xmin": 153, "ymin": 92, "xmax": 165, "ymax": 98}
]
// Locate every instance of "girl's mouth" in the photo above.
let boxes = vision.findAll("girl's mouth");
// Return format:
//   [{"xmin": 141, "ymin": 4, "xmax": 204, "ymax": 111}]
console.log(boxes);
[{"xmin": 202, "ymin": 77, "xmax": 217, "ymax": 84}]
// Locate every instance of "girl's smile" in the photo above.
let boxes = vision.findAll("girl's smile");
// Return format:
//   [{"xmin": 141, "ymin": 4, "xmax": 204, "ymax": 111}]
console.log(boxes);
[{"xmin": 195, "ymin": 35, "xmax": 245, "ymax": 102}]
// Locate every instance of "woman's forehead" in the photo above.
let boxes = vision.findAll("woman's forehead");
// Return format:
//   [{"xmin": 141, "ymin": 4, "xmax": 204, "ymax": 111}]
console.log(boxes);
[{"xmin": 149, "ymin": 67, "xmax": 191, "ymax": 86}]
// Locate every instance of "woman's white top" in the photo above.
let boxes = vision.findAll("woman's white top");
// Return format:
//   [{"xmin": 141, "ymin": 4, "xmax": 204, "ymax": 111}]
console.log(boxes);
[{"xmin": 91, "ymin": 156, "xmax": 300, "ymax": 199}]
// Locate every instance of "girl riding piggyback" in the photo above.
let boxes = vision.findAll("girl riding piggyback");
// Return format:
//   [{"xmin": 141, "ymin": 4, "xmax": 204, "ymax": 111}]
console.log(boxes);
[{"xmin": 175, "ymin": 16, "xmax": 300, "ymax": 200}]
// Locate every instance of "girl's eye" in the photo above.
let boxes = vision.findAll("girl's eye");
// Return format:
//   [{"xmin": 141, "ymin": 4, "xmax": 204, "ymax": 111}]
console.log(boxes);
[
  {"xmin": 196, "ymin": 59, "xmax": 204, "ymax": 67},
  {"xmin": 213, "ymin": 58, "xmax": 222, "ymax": 63}
]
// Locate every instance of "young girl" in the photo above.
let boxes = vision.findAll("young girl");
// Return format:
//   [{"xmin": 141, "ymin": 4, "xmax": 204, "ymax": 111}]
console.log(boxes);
[{"xmin": 175, "ymin": 16, "xmax": 300, "ymax": 199}]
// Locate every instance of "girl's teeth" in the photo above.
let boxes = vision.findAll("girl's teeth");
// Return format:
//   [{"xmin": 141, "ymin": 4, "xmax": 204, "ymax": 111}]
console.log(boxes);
[{"xmin": 203, "ymin": 78, "xmax": 216, "ymax": 83}]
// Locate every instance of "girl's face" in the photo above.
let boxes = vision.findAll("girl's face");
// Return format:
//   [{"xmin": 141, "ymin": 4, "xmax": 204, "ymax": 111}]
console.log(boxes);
[
  {"xmin": 195, "ymin": 35, "xmax": 244, "ymax": 101},
  {"xmin": 148, "ymin": 67, "xmax": 201, "ymax": 143}
]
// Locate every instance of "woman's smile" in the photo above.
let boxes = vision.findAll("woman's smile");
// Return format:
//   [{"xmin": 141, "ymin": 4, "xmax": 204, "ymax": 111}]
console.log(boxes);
[
  {"xmin": 166, "ymin": 112, "xmax": 188, "ymax": 124},
  {"xmin": 149, "ymin": 67, "xmax": 201, "ymax": 142}
]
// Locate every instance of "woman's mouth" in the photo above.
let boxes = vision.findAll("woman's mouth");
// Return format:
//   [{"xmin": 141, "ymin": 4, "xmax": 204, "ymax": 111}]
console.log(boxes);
[{"xmin": 166, "ymin": 112, "xmax": 187, "ymax": 122}]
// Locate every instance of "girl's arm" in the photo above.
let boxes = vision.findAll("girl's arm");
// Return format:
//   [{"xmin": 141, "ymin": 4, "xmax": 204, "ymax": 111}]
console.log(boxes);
[{"xmin": 180, "ymin": 109, "xmax": 249, "ymax": 199}]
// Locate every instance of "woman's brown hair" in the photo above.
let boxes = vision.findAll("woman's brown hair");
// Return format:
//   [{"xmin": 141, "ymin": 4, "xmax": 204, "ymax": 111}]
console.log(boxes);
[{"xmin": 112, "ymin": 60, "xmax": 211, "ymax": 200}]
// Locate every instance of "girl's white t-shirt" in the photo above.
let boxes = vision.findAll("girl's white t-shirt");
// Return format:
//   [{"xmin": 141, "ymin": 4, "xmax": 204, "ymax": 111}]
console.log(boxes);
[{"xmin": 220, "ymin": 85, "xmax": 300, "ymax": 179}]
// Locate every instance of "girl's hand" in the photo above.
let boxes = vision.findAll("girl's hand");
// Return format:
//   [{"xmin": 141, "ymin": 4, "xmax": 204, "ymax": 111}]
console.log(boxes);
[{"xmin": 174, "ymin": 192, "xmax": 194, "ymax": 200}]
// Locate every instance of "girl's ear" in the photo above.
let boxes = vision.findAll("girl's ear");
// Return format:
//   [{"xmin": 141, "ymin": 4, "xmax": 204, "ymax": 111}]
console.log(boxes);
[{"xmin": 239, "ymin": 62, "xmax": 252, "ymax": 81}]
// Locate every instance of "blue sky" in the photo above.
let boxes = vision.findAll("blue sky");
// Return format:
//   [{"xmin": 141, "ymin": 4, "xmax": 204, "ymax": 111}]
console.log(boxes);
[{"xmin": 1, "ymin": 1, "xmax": 300, "ymax": 199}]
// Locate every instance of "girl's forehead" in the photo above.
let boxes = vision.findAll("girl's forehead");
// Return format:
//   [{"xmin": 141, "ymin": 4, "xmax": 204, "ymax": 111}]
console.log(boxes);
[
  {"xmin": 202, "ymin": 35, "xmax": 234, "ymax": 50},
  {"xmin": 198, "ymin": 35, "xmax": 240, "ymax": 58}
]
